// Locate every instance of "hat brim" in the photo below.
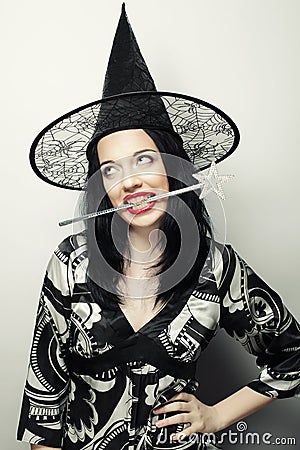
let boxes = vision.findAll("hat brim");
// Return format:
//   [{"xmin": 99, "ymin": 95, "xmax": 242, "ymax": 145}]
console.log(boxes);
[{"xmin": 29, "ymin": 91, "xmax": 240, "ymax": 190}]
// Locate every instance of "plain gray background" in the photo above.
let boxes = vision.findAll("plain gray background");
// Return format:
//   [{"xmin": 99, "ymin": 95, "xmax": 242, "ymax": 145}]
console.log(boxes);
[{"xmin": 1, "ymin": 0, "xmax": 299, "ymax": 449}]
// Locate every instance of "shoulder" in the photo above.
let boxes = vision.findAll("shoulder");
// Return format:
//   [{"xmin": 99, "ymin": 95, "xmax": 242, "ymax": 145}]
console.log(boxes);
[
  {"xmin": 191, "ymin": 239, "xmax": 247, "ymax": 308},
  {"xmin": 54, "ymin": 231, "xmax": 87, "ymax": 259},
  {"xmin": 46, "ymin": 232, "xmax": 88, "ymax": 295},
  {"xmin": 210, "ymin": 241, "xmax": 247, "ymax": 302},
  {"xmin": 196, "ymin": 239, "xmax": 236, "ymax": 288}
]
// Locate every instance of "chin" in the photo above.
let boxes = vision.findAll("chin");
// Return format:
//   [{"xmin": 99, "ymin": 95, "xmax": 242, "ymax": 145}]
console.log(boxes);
[{"xmin": 120, "ymin": 208, "xmax": 165, "ymax": 229}]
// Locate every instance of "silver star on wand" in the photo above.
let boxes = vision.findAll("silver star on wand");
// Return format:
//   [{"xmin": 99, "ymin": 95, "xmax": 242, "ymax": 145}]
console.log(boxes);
[{"xmin": 193, "ymin": 161, "xmax": 235, "ymax": 200}]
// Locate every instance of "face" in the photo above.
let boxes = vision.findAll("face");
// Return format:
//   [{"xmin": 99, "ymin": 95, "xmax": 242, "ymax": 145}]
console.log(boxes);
[{"xmin": 97, "ymin": 129, "xmax": 169, "ymax": 230}]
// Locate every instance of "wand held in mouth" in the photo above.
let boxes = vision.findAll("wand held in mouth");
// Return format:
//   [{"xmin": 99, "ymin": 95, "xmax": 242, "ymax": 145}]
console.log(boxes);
[{"xmin": 58, "ymin": 181, "xmax": 204, "ymax": 227}]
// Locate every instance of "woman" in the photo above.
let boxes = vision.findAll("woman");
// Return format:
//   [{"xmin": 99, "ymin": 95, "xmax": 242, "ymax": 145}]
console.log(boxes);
[
  {"xmin": 17, "ymin": 5, "xmax": 300, "ymax": 450},
  {"xmin": 17, "ymin": 126, "xmax": 300, "ymax": 450}
]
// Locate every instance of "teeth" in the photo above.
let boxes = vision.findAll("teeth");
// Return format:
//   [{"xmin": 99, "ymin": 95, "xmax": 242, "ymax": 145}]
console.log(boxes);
[
  {"xmin": 131, "ymin": 196, "xmax": 150, "ymax": 204},
  {"xmin": 126, "ymin": 194, "xmax": 154, "ymax": 206}
]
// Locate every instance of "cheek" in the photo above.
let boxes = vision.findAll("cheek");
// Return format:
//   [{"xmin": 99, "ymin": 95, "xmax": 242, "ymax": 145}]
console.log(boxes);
[
  {"xmin": 158, "ymin": 174, "xmax": 169, "ymax": 192},
  {"xmin": 144, "ymin": 172, "xmax": 169, "ymax": 191},
  {"xmin": 104, "ymin": 185, "xmax": 119, "ymax": 207},
  {"xmin": 163, "ymin": 175, "xmax": 169, "ymax": 191}
]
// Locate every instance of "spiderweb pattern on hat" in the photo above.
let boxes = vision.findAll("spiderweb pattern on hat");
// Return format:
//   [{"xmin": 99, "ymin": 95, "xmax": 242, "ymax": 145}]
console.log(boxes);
[{"xmin": 31, "ymin": 92, "xmax": 238, "ymax": 191}]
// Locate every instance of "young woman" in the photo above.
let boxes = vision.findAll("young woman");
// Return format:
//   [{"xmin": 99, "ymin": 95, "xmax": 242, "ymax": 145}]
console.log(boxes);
[{"xmin": 17, "ymin": 5, "xmax": 300, "ymax": 450}]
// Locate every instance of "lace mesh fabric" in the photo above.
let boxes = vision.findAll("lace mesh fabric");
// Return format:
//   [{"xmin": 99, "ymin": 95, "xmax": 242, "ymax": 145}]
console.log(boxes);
[{"xmin": 31, "ymin": 92, "xmax": 239, "ymax": 190}]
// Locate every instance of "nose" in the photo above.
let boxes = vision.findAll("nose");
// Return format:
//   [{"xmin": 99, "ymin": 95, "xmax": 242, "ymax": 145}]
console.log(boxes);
[{"xmin": 122, "ymin": 173, "xmax": 143, "ymax": 192}]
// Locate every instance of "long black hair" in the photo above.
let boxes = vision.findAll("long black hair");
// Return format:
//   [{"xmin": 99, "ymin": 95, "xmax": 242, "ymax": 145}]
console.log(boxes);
[{"xmin": 83, "ymin": 129, "xmax": 214, "ymax": 311}]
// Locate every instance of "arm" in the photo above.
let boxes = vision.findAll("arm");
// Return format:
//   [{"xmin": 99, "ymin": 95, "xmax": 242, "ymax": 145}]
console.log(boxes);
[
  {"xmin": 155, "ymin": 243, "xmax": 300, "ymax": 438},
  {"xmin": 31, "ymin": 445, "xmax": 61, "ymax": 450},
  {"xmin": 218, "ymin": 245, "xmax": 300, "ymax": 399},
  {"xmin": 213, "ymin": 385, "xmax": 275, "ymax": 430},
  {"xmin": 17, "ymin": 242, "xmax": 72, "ymax": 448},
  {"xmin": 154, "ymin": 385, "xmax": 275, "ymax": 437}
]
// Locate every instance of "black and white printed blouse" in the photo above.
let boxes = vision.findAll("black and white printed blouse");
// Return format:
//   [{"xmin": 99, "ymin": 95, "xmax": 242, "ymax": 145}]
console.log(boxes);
[{"xmin": 17, "ymin": 232, "xmax": 300, "ymax": 450}]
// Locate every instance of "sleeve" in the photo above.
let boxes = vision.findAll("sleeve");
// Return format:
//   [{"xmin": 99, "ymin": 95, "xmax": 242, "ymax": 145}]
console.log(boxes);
[
  {"xmin": 218, "ymin": 244, "xmax": 300, "ymax": 399},
  {"xmin": 17, "ymin": 243, "xmax": 72, "ymax": 447}
]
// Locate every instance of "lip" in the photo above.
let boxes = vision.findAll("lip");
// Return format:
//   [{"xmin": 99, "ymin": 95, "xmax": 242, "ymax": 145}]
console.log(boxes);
[
  {"xmin": 123, "ymin": 191, "xmax": 156, "ymax": 203},
  {"xmin": 123, "ymin": 191, "xmax": 156, "ymax": 215}
]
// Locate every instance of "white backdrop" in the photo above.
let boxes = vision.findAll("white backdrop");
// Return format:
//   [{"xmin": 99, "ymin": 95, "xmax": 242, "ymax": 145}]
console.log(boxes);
[{"xmin": 1, "ymin": 1, "xmax": 299, "ymax": 449}]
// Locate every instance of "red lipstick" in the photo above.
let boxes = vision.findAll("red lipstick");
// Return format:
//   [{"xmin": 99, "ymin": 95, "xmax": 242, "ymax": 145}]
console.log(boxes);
[{"xmin": 123, "ymin": 191, "xmax": 156, "ymax": 215}]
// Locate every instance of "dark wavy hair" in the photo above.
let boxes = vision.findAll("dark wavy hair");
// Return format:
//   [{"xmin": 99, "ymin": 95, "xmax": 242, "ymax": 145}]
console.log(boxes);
[{"xmin": 83, "ymin": 129, "xmax": 214, "ymax": 311}]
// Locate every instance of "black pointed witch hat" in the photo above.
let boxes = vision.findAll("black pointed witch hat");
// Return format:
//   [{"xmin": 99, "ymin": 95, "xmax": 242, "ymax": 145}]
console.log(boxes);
[
  {"xmin": 29, "ymin": 3, "xmax": 240, "ymax": 190},
  {"xmin": 87, "ymin": 3, "xmax": 175, "ymax": 145}
]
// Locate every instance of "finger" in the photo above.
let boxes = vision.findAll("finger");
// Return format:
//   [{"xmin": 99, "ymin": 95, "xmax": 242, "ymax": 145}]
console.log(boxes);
[
  {"xmin": 172, "ymin": 425, "xmax": 195, "ymax": 441},
  {"xmin": 153, "ymin": 401, "xmax": 190, "ymax": 415},
  {"xmin": 156, "ymin": 413, "xmax": 190, "ymax": 428},
  {"xmin": 169, "ymin": 392, "xmax": 193, "ymax": 402}
]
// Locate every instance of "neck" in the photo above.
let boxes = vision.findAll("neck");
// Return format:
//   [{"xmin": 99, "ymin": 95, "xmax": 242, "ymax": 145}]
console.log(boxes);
[
  {"xmin": 127, "ymin": 224, "xmax": 164, "ymax": 261},
  {"xmin": 120, "ymin": 225, "xmax": 165, "ymax": 291}
]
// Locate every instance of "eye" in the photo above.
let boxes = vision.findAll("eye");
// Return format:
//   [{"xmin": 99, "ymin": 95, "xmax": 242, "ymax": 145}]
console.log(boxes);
[
  {"xmin": 137, "ymin": 154, "xmax": 154, "ymax": 164},
  {"xmin": 101, "ymin": 165, "xmax": 117, "ymax": 178}
]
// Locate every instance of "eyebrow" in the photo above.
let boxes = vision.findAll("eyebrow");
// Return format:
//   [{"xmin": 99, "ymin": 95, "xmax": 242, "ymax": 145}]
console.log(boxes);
[{"xmin": 99, "ymin": 149, "xmax": 157, "ymax": 168}]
